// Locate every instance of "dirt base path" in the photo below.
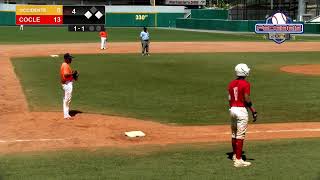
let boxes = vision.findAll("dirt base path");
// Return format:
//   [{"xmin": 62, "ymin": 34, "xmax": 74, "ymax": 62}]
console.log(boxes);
[
  {"xmin": 281, "ymin": 64, "xmax": 320, "ymax": 75},
  {"xmin": 2, "ymin": 42, "xmax": 320, "ymax": 57},
  {"xmin": 1, "ymin": 42, "xmax": 320, "ymax": 153}
]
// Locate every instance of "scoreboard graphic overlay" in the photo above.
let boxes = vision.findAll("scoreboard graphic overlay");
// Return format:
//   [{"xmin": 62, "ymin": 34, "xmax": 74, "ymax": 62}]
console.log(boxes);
[
  {"xmin": 16, "ymin": 5, "xmax": 63, "ymax": 25},
  {"xmin": 16, "ymin": 5, "xmax": 105, "ymax": 32}
]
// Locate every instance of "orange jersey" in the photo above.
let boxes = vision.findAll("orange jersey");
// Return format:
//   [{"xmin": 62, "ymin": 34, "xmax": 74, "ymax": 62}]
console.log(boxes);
[
  {"xmin": 100, "ymin": 31, "xmax": 107, "ymax": 38},
  {"xmin": 60, "ymin": 62, "xmax": 73, "ymax": 83}
]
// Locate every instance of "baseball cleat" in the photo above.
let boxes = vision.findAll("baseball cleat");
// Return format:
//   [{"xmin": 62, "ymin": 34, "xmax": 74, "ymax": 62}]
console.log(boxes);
[
  {"xmin": 232, "ymin": 154, "xmax": 236, "ymax": 162},
  {"xmin": 64, "ymin": 115, "xmax": 72, "ymax": 120},
  {"xmin": 234, "ymin": 159, "xmax": 251, "ymax": 167}
]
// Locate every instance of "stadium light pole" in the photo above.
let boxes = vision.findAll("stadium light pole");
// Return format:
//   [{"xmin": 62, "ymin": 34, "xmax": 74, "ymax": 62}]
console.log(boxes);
[
  {"xmin": 151, "ymin": 0, "xmax": 156, "ymax": 6},
  {"xmin": 298, "ymin": 0, "xmax": 305, "ymax": 21},
  {"xmin": 153, "ymin": 0, "xmax": 157, "ymax": 27}
]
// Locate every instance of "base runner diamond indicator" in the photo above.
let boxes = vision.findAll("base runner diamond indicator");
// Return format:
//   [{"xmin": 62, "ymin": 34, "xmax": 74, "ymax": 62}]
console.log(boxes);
[
  {"xmin": 63, "ymin": 6, "xmax": 105, "ymax": 25},
  {"xmin": 84, "ymin": 11, "xmax": 92, "ymax": 19},
  {"xmin": 90, "ymin": 6, "xmax": 97, "ymax": 14},
  {"xmin": 95, "ymin": 11, "xmax": 103, "ymax": 19}
]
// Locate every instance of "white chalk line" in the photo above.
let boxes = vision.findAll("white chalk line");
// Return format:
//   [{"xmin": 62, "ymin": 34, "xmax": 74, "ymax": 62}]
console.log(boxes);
[
  {"xmin": 176, "ymin": 129, "xmax": 320, "ymax": 136},
  {"xmin": 183, "ymin": 128, "xmax": 320, "ymax": 136},
  {"xmin": 248, "ymin": 128, "xmax": 320, "ymax": 133},
  {"xmin": 0, "ymin": 138, "xmax": 66, "ymax": 143},
  {"xmin": 0, "ymin": 128, "xmax": 320, "ymax": 143}
]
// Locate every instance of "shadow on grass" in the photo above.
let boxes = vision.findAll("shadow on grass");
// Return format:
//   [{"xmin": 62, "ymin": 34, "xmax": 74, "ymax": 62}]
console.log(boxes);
[{"xmin": 226, "ymin": 152, "xmax": 255, "ymax": 161}]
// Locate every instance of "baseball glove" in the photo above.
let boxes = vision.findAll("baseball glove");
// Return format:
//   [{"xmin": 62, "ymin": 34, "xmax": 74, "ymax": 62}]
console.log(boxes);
[
  {"xmin": 72, "ymin": 70, "xmax": 79, "ymax": 81},
  {"xmin": 252, "ymin": 112, "xmax": 258, "ymax": 122}
]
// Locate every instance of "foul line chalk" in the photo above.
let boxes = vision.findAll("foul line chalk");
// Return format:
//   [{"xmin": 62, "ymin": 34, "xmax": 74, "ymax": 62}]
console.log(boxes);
[
  {"xmin": 0, "ymin": 138, "xmax": 66, "ymax": 143},
  {"xmin": 0, "ymin": 128, "xmax": 319, "ymax": 143},
  {"xmin": 173, "ymin": 128, "xmax": 320, "ymax": 136},
  {"xmin": 248, "ymin": 128, "xmax": 320, "ymax": 134},
  {"xmin": 50, "ymin": 54, "xmax": 59, "ymax": 58}
]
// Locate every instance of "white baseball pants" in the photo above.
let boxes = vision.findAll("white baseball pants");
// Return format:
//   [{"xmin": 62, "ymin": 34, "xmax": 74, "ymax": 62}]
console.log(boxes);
[
  {"xmin": 62, "ymin": 81, "xmax": 73, "ymax": 118},
  {"xmin": 101, "ymin": 37, "xmax": 107, "ymax": 49},
  {"xmin": 229, "ymin": 107, "xmax": 249, "ymax": 139}
]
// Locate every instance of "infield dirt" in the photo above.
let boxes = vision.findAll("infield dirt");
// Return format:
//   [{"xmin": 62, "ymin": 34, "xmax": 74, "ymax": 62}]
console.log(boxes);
[
  {"xmin": 281, "ymin": 64, "xmax": 320, "ymax": 75},
  {"xmin": 1, "ymin": 42, "xmax": 320, "ymax": 153}
]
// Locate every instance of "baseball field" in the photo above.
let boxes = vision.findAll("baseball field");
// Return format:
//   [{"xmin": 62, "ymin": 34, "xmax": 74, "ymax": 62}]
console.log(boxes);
[{"xmin": 1, "ymin": 26, "xmax": 320, "ymax": 179}]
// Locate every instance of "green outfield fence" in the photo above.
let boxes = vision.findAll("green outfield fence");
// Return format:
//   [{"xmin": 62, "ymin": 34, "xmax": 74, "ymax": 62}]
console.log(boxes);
[
  {"xmin": 176, "ymin": 18, "xmax": 262, "ymax": 32},
  {"xmin": 105, "ymin": 13, "xmax": 184, "ymax": 27},
  {"xmin": 191, "ymin": 9, "xmax": 228, "ymax": 20},
  {"xmin": 0, "ymin": 11, "xmax": 15, "ymax": 25},
  {"xmin": 176, "ymin": 18, "xmax": 320, "ymax": 34},
  {"xmin": 304, "ymin": 23, "xmax": 320, "ymax": 34}
]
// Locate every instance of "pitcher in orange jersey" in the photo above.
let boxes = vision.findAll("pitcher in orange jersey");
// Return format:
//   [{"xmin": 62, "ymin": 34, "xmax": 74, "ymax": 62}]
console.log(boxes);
[
  {"xmin": 60, "ymin": 53, "xmax": 77, "ymax": 119},
  {"xmin": 99, "ymin": 30, "xmax": 108, "ymax": 50}
]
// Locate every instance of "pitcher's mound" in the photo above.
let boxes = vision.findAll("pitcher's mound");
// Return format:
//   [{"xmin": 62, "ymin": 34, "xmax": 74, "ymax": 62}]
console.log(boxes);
[{"xmin": 281, "ymin": 64, "xmax": 320, "ymax": 75}]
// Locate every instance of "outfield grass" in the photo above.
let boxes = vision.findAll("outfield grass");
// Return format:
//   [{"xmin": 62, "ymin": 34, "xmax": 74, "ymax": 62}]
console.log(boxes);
[
  {"xmin": 12, "ymin": 52, "xmax": 320, "ymax": 125},
  {"xmin": 1, "ymin": 26, "xmax": 320, "ymax": 44},
  {"xmin": 0, "ymin": 138, "xmax": 319, "ymax": 180}
]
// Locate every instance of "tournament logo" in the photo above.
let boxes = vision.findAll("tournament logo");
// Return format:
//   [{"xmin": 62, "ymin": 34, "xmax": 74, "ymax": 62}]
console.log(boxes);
[{"xmin": 255, "ymin": 12, "xmax": 304, "ymax": 44}]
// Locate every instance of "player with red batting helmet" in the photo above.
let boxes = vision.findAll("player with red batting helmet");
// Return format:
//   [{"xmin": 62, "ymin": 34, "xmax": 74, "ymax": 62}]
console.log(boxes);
[{"xmin": 228, "ymin": 63, "xmax": 258, "ymax": 167}]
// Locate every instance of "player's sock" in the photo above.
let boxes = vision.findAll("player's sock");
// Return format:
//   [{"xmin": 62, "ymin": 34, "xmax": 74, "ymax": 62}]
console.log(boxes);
[
  {"xmin": 235, "ymin": 139, "xmax": 244, "ymax": 159},
  {"xmin": 232, "ymin": 138, "xmax": 237, "ymax": 154}
]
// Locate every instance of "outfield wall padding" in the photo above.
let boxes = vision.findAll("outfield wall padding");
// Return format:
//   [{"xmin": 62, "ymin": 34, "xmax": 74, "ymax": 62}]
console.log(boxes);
[
  {"xmin": 191, "ymin": 9, "xmax": 228, "ymax": 20},
  {"xmin": 105, "ymin": 13, "xmax": 184, "ymax": 27},
  {"xmin": 304, "ymin": 23, "xmax": 320, "ymax": 34},
  {"xmin": 156, "ymin": 13, "xmax": 184, "ymax": 27},
  {"xmin": 176, "ymin": 18, "xmax": 320, "ymax": 34},
  {"xmin": 106, "ymin": 13, "xmax": 156, "ymax": 27},
  {"xmin": 0, "ymin": 11, "xmax": 15, "ymax": 25},
  {"xmin": 176, "ymin": 18, "xmax": 261, "ymax": 32}
]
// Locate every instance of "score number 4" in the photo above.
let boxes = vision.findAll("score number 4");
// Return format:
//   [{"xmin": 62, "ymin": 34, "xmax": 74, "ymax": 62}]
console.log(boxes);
[
  {"xmin": 136, "ymin": 15, "xmax": 148, "ymax": 21},
  {"xmin": 58, "ymin": 9, "xmax": 75, "ymax": 23}
]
